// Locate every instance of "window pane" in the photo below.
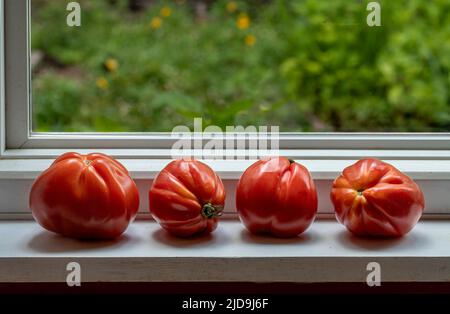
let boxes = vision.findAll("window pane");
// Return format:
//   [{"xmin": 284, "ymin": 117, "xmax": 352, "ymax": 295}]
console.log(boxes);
[{"xmin": 31, "ymin": 0, "xmax": 450, "ymax": 132}]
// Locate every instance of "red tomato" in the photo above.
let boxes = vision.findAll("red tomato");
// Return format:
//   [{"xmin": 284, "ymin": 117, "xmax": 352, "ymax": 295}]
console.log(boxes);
[
  {"xmin": 149, "ymin": 159, "xmax": 226, "ymax": 237},
  {"xmin": 236, "ymin": 157, "xmax": 318, "ymax": 238},
  {"xmin": 331, "ymin": 158, "xmax": 425, "ymax": 237},
  {"xmin": 30, "ymin": 152, "xmax": 139, "ymax": 240}
]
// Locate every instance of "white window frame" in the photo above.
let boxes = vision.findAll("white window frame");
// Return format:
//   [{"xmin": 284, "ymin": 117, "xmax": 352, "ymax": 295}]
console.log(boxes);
[{"xmin": 1, "ymin": 0, "xmax": 450, "ymax": 219}]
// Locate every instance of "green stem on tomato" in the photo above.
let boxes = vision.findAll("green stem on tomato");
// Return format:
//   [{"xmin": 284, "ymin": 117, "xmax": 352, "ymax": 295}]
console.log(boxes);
[{"xmin": 201, "ymin": 203, "xmax": 224, "ymax": 219}]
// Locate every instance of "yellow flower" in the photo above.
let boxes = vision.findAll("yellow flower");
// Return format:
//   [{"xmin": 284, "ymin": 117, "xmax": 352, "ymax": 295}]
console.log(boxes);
[
  {"xmin": 226, "ymin": 1, "xmax": 237, "ymax": 13},
  {"xmin": 150, "ymin": 17, "xmax": 162, "ymax": 29},
  {"xmin": 104, "ymin": 58, "xmax": 119, "ymax": 72},
  {"xmin": 236, "ymin": 14, "xmax": 250, "ymax": 30},
  {"xmin": 160, "ymin": 6, "xmax": 171, "ymax": 17},
  {"xmin": 245, "ymin": 34, "xmax": 256, "ymax": 46},
  {"xmin": 96, "ymin": 77, "xmax": 108, "ymax": 90}
]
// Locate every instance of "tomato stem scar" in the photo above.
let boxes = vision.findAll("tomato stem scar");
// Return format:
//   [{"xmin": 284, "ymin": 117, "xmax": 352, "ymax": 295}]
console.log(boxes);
[{"xmin": 201, "ymin": 203, "xmax": 223, "ymax": 219}]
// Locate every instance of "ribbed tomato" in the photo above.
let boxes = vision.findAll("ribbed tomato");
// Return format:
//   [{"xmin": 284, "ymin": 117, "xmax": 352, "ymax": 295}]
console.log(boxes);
[
  {"xmin": 149, "ymin": 159, "xmax": 226, "ymax": 237},
  {"xmin": 331, "ymin": 158, "xmax": 425, "ymax": 237},
  {"xmin": 29, "ymin": 152, "xmax": 139, "ymax": 239},
  {"xmin": 236, "ymin": 157, "xmax": 318, "ymax": 238}
]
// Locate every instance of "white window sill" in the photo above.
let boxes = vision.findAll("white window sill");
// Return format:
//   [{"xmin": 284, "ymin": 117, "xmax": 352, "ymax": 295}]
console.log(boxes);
[
  {"xmin": 1, "ymin": 157, "xmax": 450, "ymax": 180},
  {"xmin": 1, "ymin": 157, "xmax": 450, "ymax": 219},
  {"xmin": 1, "ymin": 220, "xmax": 450, "ymax": 283}
]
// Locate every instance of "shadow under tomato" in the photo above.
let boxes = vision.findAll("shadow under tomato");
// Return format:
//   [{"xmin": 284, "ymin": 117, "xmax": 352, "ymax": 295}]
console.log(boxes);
[
  {"xmin": 27, "ymin": 231, "xmax": 134, "ymax": 253},
  {"xmin": 239, "ymin": 229, "xmax": 320, "ymax": 245},
  {"xmin": 336, "ymin": 229, "xmax": 430, "ymax": 251},
  {"xmin": 151, "ymin": 228, "xmax": 225, "ymax": 248}
]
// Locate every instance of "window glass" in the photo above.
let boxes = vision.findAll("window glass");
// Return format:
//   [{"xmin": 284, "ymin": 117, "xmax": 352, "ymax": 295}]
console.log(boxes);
[{"xmin": 31, "ymin": 0, "xmax": 450, "ymax": 132}]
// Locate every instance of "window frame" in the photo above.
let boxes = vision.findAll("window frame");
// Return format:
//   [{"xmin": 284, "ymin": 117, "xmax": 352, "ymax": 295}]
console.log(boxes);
[
  {"xmin": 1, "ymin": 0, "xmax": 450, "ymax": 219},
  {"xmin": 2, "ymin": 0, "xmax": 450, "ymax": 154},
  {"xmin": 0, "ymin": 0, "xmax": 5, "ymax": 156}
]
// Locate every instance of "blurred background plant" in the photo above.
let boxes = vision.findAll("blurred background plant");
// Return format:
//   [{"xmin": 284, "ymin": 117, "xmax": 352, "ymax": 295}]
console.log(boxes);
[{"xmin": 31, "ymin": 0, "xmax": 450, "ymax": 132}]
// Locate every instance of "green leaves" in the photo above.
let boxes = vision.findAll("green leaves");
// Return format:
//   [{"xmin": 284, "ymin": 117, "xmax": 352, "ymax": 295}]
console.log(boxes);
[{"xmin": 31, "ymin": 0, "xmax": 450, "ymax": 132}]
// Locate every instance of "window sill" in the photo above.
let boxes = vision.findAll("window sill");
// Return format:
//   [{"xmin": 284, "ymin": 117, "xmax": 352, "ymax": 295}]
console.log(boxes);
[
  {"xmin": 1, "ymin": 220, "xmax": 450, "ymax": 283},
  {"xmin": 1, "ymin": 157, "xmax": 450, "ymax": 219},
  {"xmin": 1, "ymin": 156, "xmax": 450, "ymax": 180}
]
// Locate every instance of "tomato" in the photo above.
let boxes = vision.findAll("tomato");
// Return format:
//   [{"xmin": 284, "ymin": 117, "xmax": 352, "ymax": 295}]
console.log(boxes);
[
  {"xmin": 236, "ymin": 157, "xmax": 318, "ymax": 238},
  {"xmin": 149, "ymin": 159, "xmax": 226, "ymax": 237},
  {"xmin": 29, "ymin": 152, "xmax": 139, "ymax": 240},
  {"xmin": 331, "ymin": 158, "xmax": 425, "ymax": 237}
]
